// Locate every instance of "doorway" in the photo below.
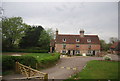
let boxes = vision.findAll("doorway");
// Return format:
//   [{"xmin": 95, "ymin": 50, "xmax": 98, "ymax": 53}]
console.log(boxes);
[
  {"xmin": 93, "ymin": 50, "xmax": 95, "ymax": 55},
  {"xmin": 68, "ymin": 50, "xmax": 70, "ymax": 55},
  {"xmin": 73, "ymin": 50, "xmax": 75, "ymax": 55},
  {"xmin": 52, "ymin": 47, "xmax": 54, "ymax": 53}
]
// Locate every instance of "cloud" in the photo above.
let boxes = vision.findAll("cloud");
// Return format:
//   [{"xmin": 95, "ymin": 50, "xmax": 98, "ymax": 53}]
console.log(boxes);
[{"xmin": 2, "ymin": 2, "xmax": 118, "ymax": 43}]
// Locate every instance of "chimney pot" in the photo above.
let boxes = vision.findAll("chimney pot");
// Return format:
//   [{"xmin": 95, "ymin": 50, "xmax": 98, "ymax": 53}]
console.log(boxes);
[
  {"xmin": 80, "ymin": 29, "xmax": 84, "ymax": 37},
  {"xmin": 56, "ymin": 28, "xmax": 58, "ymax": 37}
]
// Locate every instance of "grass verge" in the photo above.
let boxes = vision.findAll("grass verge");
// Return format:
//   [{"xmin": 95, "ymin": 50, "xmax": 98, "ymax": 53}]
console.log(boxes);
[{"xmin": 67, "ymin": 60, "xmax": 119, "ymax": 80}]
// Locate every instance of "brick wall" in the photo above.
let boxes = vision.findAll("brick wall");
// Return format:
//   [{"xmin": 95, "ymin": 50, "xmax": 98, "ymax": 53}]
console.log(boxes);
[{"xmin": 55, "ymin": 44, "xmax": 100, "ymax": 54}]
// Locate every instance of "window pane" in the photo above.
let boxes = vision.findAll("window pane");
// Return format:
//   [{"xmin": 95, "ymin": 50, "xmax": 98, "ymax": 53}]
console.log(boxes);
[
  {"xmin": 87, "ymin": 39, "xmax": 91, "ymax": 42},
  {"xmin": 63, "ymin": 38, "xmax": 66, "ymax": 42},
  {"xmin": 76, "ymin": 45, "xmax": 79, "ymax": 48},
  {"xmin": 62, "ymin": 50, "xmax": 66, "ymax": 54},
  {"xmin": 76, "ymin": 50, "xmax": 80, "ymax": 54},
  {"xmin": 63, "ymin": 44, "xmax": 66, "ymax": 49},
  {"xmin": 76, "ymin": 39, "xmax": 79, "ymax": 42}
]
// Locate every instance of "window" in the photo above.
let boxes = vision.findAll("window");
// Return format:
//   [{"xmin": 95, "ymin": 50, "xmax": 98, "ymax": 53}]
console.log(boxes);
[
  {"xmin": 88, "ymin": 50, "xmax": 91, "ymax": 54},
  {"xmin": 76, "ymin": 44, "xmax": 79, "ymax": 48},
  {"xmin": 63, "ymin": 44, "xmax": 66, "ymax": 49},
  {"xmin": 87, "ymin": 39, "xmax": 91, "ymax": 43},
  {"xmin": 76, "ymin": 39, "xmax": 79, "ymax": 42},
  {"xmin": 62, "ymin": 50, "xmax": 66, "ymax": 54},
  {"xmin": 88, "ymin": 45, "xmax": 91, "ymax": 49},
  {"xmin": 76, "ymin": 50, "xmax": 80, "ymax": 54},
  {"xmin": 63, "ymin": 38, "xmax": 66, "ymax": 42}
]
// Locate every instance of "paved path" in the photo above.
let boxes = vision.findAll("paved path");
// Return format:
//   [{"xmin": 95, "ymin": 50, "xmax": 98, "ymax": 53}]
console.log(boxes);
[{"xmin": 3, "ymin": 54, "xmax": 119, "ymax": 80}]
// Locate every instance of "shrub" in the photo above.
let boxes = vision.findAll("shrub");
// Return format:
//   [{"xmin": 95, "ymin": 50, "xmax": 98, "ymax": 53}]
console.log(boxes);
[
  {"xmin": 12, "ymin": 56, "xmax": 38, "ymax": 68},
  {"xmin": 117, "ymin": 53, "xmax": 120, "ymax": 56},
  {"xmin": 2, "ymin": 56, "xmax": 15, "ymax": 71},
  {"xmin": 39, "ymin": 53, "xmax": 60, "ymax": 64},
  {"xmin": 36, "ymin": 53, "xmax": 60, "ymax": 69},
  {"xmin": 3, "ymin": 49, "xmax": 48, "ymax": 53},
  {"xmin": 76, "ymin": 54, "xmax": 82, "ymax": 56},
  {"xmin": 2, "ymin": 53, "xmax": 60, "ymax": 74},
  {"xmin": 62, "ymin": 53, "xmax": 67, "ymax": 55},
  {"xmin": 2, "ymin": 55, "xmax": 38, "ymax": 71},
  {"xmin": 103, "ymin": 55, "xmax": 112, "ymax": 61},
  {"xmin": 86, "ymin": 54, "xmax": 94, "ymax": 56}
]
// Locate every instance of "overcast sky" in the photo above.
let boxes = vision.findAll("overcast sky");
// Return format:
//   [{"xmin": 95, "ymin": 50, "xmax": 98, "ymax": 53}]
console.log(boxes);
[{"xmin": 2, "ymin": 2, "xmax": 118, "ymax": 43}]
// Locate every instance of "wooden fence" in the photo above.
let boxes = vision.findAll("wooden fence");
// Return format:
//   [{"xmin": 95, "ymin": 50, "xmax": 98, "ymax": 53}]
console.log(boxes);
[{"xmin": 15, "ymin": 62, "xmax": 48, "ymax": 81}]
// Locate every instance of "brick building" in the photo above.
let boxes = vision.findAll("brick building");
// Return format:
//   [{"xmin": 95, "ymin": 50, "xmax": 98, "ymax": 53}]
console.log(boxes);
[
  {"xmin": 110, "ymin": 41, "xmax": 120, "ymax": 54},
  {"xmin": 50, "ymin": 29, "xmax": 101, "ymax": 55}
]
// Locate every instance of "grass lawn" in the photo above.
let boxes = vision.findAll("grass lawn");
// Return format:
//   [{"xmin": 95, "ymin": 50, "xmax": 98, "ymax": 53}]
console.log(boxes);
[
  {"xmin": 70, "ymin": 60, "xmax": 119, "ymax": 79},
  {"xmin": 23, "ymin": 53, "xmax": 60, "ymax": 63},
  {"xmin": 24, "ymin": 53, "xmax": 52, "ymax": 62}
]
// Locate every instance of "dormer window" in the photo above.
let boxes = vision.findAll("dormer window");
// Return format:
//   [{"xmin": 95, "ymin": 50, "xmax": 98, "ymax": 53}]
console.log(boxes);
[
  {"xmin": 87, "ymin": 39, "xmax": 91, "ymax": 43},
  {"xmin": 76, "ymin": 39, "xmax": 79, "ymax": 42},
  {"xmin": 63, "ymin": 38, "xmax": 66, "ymax": 42}
]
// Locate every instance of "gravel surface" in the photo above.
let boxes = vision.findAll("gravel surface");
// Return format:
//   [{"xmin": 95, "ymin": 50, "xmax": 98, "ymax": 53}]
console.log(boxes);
[{"xmin": 41, "ymin": 56, "xmax": 103, "ymax": 79}]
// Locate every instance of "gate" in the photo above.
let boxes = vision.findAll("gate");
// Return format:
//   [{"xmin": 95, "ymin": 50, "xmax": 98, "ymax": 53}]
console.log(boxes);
[{"xmin": 15, "ymin": 62, "xmax": 48, "ymax": 81}]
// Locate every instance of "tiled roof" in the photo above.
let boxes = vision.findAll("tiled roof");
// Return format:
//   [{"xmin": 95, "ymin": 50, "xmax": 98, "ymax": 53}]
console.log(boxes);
[
  {"xmin": 56, "ymin": 34, "xmax": 100, "ymax": 44},
  {"xmin": 110, "ymin": 42, "xmax": 119, "ymax": 48}
]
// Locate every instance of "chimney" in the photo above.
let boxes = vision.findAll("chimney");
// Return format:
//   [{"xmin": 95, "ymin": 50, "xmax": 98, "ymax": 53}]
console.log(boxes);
[
  {"xmin": 80, "ymin": 29, "xmax": 84, "ymax": 37},
  {"xmin": 56, "ymin": 28, "xmax": 58, "ymax": 37}
]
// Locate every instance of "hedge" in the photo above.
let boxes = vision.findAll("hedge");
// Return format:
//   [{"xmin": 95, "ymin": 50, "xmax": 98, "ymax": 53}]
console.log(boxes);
[
  {"xmin": 2, "ymin": 55, "xmax": 38, "ymax": 71},
  {"xmin": 37, "ymin": 53, "xmax": 60, "ymax": 69},
  {"xmin": 2, "ymin": 53, "xmax": 60, "ymax": 75},
  {"xmin": 2, "ymin": 49, "xmax": 48, "ymax": 53},
  {"xmin": 40, "ymin": 53, "xmax": 60, "ymax": 64}
]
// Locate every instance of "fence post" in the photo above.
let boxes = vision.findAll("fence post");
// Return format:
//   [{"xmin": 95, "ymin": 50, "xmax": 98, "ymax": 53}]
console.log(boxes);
[
  {"xmin": 16, "ymin": 62, "xmax": 19, "ymax": 73},
  {"xmin": 28, "ymin": 66, "xmax": 31, "ymax": 77},
  {"xmin": 44, "ymin": 73, "xmax": 48, "ymax": 81},
  {"xmin": 36, "ymin": 63, "xmax": 38, "ymax": 70}
]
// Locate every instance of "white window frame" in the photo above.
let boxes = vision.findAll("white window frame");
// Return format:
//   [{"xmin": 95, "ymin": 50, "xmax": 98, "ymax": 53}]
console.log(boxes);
[
  {"xmin": 88, "ymin": 45, "xmax": 91, "ymax": 49},
  {"xmin": 88, "ymin": 50, "xmax": 91, "ymax": 54},
  {"xmin": 87, "ymin": 39, "xmax": 91, "ymax": 43},
  {"xmin": 76, "ymin": 39, "xmax": 79, "ymax": 42},
  {"xmin": 76, "ymin": 44, "xmax": 79, "ymax": 48},
  {"xmin": 76, "ymin": 50, "xmax": 80, "ymax": 54},
  {"xmin": 62, "ymin": 50, "xmax": 66, "ymax": 54},
  {"xmin": 63, "ymin": 38, "xmax": 66, "ymax": 42},
  {"xmin": 63, "ymin": 44, "xmax": 66, "ymax": 49}
]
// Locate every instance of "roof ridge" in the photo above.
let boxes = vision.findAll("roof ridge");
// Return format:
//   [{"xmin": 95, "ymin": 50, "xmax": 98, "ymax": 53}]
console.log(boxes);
[{"xmin": 58, "ymin": 34, "xmax": 98, "ymax": 36}]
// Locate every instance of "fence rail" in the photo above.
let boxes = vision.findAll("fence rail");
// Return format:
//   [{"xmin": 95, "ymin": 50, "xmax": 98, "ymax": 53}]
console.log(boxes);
[{"xmin": 16, "ymin": 62, "xmax": 48, "ymax": 81}]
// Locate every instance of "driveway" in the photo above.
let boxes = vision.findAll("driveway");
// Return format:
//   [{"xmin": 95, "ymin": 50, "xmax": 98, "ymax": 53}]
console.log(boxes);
[
  {"xmin": 2, "ymin": 54, "xmax": 119, "ymax": 80},
  {"xmin": 41, "ymin": 56, "xmax": 103, "ymax": 79}
]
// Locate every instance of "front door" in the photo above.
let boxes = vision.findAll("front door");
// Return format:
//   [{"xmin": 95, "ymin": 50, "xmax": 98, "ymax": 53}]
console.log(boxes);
[
  {"xmin": 93, "ymin": 50, "xmax": 95, "ymax": 55},
  {"xmin": 68, "ymin": 50, "xmax": 70, "ymax": 55},
  {"xmin": 73, "ymin": 50, "xmax": 75, "ymax": 55}
]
